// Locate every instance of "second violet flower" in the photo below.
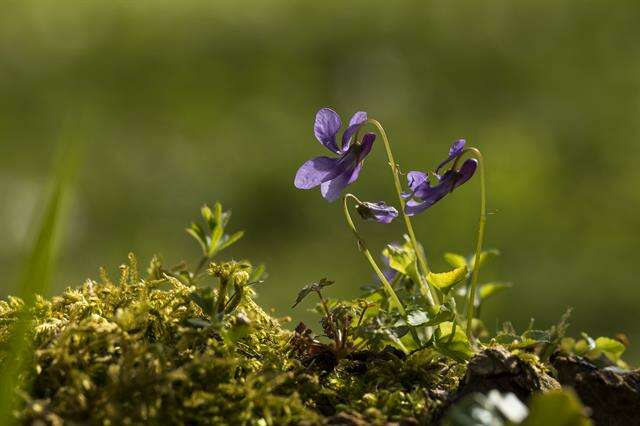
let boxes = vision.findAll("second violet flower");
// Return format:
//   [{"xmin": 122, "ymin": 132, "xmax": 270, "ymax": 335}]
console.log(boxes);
[{"xmin": 403, "ymin": 139, "xmax": 478, "ymax": 216}]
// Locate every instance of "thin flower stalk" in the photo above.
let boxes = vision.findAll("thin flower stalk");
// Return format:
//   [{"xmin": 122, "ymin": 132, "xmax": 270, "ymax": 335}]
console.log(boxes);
[
  {"xmin": 343, "ymin": 193, "xmax": 421, "ymax": 346},
  {"xmin": 365, "ymin": 118, "xmax": 437, "ymax": 306},
  {"xmin": 457, "ymin": 147, "xmax": 486, "ymax": 339}
]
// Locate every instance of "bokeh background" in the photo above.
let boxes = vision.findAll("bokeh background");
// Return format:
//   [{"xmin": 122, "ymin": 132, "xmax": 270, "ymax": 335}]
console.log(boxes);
[{"xmin": 2, "ymin": 1, "xmax": 639, "ymax": 360}]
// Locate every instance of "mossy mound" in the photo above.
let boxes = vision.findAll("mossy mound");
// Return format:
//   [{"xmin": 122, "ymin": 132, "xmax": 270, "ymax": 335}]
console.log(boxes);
[
  {"xmin": 2, "ymin": 255, "xmax": 636, "ymax": 425},
  {"xmin": 0, "ymin": 257, "xmax": 465, "ymax": 425}
]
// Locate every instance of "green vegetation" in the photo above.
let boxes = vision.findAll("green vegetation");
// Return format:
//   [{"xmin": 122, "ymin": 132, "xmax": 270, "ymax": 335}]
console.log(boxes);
[{"xmin": 2, "ymin": 203, "xmax": 630, "ymax": 425}]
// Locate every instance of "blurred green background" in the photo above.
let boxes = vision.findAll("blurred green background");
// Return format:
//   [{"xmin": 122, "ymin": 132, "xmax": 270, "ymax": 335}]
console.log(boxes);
[{"xmin": 2, "ymin": 1, "xmax": 639, "ymax": 360}]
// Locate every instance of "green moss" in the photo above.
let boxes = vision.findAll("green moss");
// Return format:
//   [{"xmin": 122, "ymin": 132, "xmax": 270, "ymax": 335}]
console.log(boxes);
[
  {"xmin": 0, "ymin": 253, "xmax": 473, "ymax": 425},
  {"xmin": 6, "ymin": 248, "xmax": 613, "ymax": 426},
  {"xmin": 1, "ymin": 255, "xmax": 318, "ymax": 425}
]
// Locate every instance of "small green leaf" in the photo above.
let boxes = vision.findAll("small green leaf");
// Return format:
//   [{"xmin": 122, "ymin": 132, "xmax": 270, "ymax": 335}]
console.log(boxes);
[
  {"xmin": 508, "ymin": 329, "xmax": 552, "ymax": 348},
  {"xmin": 382, "ymin": 243, "xmax": 416, "ymax": 276},
  {"xmin": 218, "ymin": 230, "xmax": 244, "ymax": 251},
  {"xmin": 213, "ymin": 201, "xmax": 223, "ymax": 226},
  {"xmin": 479, "ymin": 282, "xmax": 512, "ymax": 300},
  {"xmin": 434, "ymin": 322, "xmax": 473, "ymax": 362},
  {"xmin": 210, "ymin": 209, "xmax": 225, "ymax": 256},
  {"xmin": 201, "ymin": 205, "xmax": 215, "ymax": 230},
  {"xmin": 292, "ymin": 278, "xmax": 334, "ymax": 308},
  {"xmin": 574, "ymin": 332, "xmax": 596, "ymax": 355},
  {"xmin": 470, "ymin": 249, "xmax": 500, "ymax": 270},
  {"xmin": 186, "ymin": 224, "xmax": 207, "ymax": 254},
  {"xmin": 403, "ymin": 305, "xmax": 455, "ymax": 327},
  {"xmin": 594, "ymin": 336, "xmax": 625, "ymax": 362},
  {"xmin": 427, "ymin": 266, "xmax": 468, "ymax": 293},
  {"xmin": 443, "ymin": 252, "xmax": 467, "ymax": 268}
]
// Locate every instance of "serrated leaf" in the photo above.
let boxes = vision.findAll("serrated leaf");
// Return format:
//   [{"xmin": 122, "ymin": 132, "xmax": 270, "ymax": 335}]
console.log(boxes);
[
  {"xmin": 427, "ymin": 266, "xmax": 468, "ymax": 293},
  {"xmin": 292, "ymin": 278, "xmax": 334, "ymax": 308},
  {"xmin": 479, "ymin": 282, "xmax": 512, "ymax": 300},
  {"xmin": 443, "ymin": 252, "xmax": 467, "ymax": 268}
]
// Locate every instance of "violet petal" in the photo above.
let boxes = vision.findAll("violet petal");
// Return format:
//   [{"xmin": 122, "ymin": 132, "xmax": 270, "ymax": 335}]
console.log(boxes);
[
  {"xmin": 294, "ymin": 156, "xmax": 341, "ymax": 189},
  {"xmin": 341, "ymin": 111, "xmax": 368, "ymax": 152},
  {"xmin": 313, "ymin": 108, "xmax": 342, "ymax": 154}
]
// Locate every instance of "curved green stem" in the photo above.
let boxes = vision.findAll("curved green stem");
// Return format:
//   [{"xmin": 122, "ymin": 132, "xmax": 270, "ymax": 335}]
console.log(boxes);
[
  {"xmin": 366, "ymin": 119, "xmax": 438, "ymax": 306},
  {"xmin": 460, "ymin": 147, "xmax": 486, "ymax": 340},
  {"xmin": 343, "ymin": 194, "xmax": 421, "ymax": 346},
  {"xmin": 343, "ymin": 194, "xmax": 405, "ymax": 312}
]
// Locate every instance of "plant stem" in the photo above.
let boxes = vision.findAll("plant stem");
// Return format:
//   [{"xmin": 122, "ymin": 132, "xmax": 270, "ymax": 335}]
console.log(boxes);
[
  {"xmin": 342, "ymin": 194, "xmax": 421, "ymax": 347},
  {"xmin": 343, "ymin": 194, "xmax": 404, "ymax": 312},
  {"xmin": 317, "ymin": 290, "xmax": 341, "ymax": 347},
  {"xmin": 366, "ymin": 119, "xmax": 438, "ymax": 306},
  {"xmin": 462, "ymin": 147, "xmax": 486, "ymax": 340}
]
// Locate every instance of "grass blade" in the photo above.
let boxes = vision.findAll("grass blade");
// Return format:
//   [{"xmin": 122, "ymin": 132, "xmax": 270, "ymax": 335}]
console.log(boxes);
[{"xmin": 0, "ymin": 143, "xmax": 75, "ymax": 423}]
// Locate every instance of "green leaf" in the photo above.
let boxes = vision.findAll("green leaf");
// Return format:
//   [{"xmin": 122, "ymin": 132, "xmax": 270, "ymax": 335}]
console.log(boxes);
[
  {"xmin": 521, "ymin": 329, "xmax": 551, "ymax": 343},
  {"xmin": 403, "ymin": 305, "xmax": 455, "ymax": 327},
  {"xmin": 594, "ymin": 336, "xmax": 625, "ymax": 362},
  {"xmin": 186, "ymin": 223, "xmax": 207, "ymax": 254},
  {"xmin": 479, "ymin": 282, "xmax": 512, "ymax": 300},
  {"xmin": 443, "ymin": 252, "xmax": 467, "ymax": 269},
  {"xmin": 522, "ymin": 389, "xmax": 591, "ymax": 426},
  {"xmin": 218, "ymin": 230, "xmax": 244, "ymax": 251},
  {"xmin": 0, "ymin": 138, "xmax": 75, "ymax": 421},
  {"xmin": 574, "ymin": 332, "xmax": 596, "ymax": 355},
  {"xmin": 200, "ymin": 204, "xmax": 215, "ymax": 230},
  {"xmin": 213, "ymin": 201, "xmax": 223, "ymax": 226},
  {"xmin": 292, "ymin": 278, "xmax": 334, "ymax": 308},
  {"xmin": 382, "ymin": 243, "xmax": 416, "ymax": 276},
  {"xmin": 427, "ymin": 266, "xmax": 468, "ymax": 293},
  {"xmin": 434, "ymin": 322, "xmax": 473, "ymax": 362},
  {"xmin": 470, "ymin": 249, "xmax": 500, "ymax": 270}
]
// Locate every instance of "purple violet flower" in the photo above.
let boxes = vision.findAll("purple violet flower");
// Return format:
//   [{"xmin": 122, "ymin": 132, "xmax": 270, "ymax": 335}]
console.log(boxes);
[
  {"xmin": 294, "ymin": 108, "xmax": 373, "ymax": 202},
  {"xmin": 356, "ymin": 201, "xmax": 399, "ymax": 224},
  {"xmin": 403, "ymin": 140, "xmax": 477, "ymax": 216},
  {"xmin": 435, "ymin": 139, "xmax": 466, "ymax": 174}
]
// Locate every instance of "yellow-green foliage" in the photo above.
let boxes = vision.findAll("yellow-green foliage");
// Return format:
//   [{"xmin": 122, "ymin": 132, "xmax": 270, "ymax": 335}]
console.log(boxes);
[
  {"xmin": 1, "ymin": 256, "xmax": 318, "ymax": 425},
  {"xmin": 0, "ymin": 254, "xmax": 470, "ymax": 425}
]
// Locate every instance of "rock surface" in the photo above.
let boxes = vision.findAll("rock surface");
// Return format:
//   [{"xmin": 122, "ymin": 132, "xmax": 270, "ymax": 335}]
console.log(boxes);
[{"xmin": 552, "ymin": 354, "xmax": 640, "ymax": 426}]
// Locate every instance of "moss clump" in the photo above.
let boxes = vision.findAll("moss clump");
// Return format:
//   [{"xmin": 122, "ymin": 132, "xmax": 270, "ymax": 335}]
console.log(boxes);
[
  {"xmin": 5, "ymin": 250, "xmax": 603, "ymax": 425},
  {"xmin": 2, "ymin": 255, "xmax": 319, "ymax": 425}
]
